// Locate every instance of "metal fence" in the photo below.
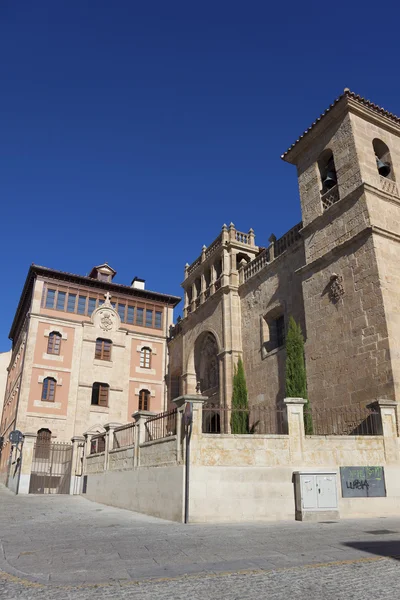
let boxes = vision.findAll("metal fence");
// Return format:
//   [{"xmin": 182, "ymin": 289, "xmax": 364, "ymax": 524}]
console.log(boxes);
[
  {"xmin": 90, "ymin": 434, "xmax": 106, "ymax": 454},
  {"xmin": 29, "ymin": 442, "xmax": 72, "ymax": 494},
  {"xmin": 113, "ymin": 423, "xmax": 135, "ymax": 449},
  {"xmin": 145, "ymin": 408, "xmax": 178, "ymax": 442},
  {"xmin": 304, "ymin": 404, "xmax": 382, "ymax": 436},
  {"xmin": 202, "ymin": 405, "xmax": 287, "ymax": 435}
]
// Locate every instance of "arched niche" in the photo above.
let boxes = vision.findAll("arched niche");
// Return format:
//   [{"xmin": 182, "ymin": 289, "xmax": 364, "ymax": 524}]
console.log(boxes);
[
  {"xmin": 318, "ymin": 149, "xmax": 338, "ymax": 193},
  {"xmin": 373, "ymin": 138, "xmax": 394, "ymax": 181},
  {"xmin": 194, "ymin": 331, "xmax": 220, "ymax": 403}
]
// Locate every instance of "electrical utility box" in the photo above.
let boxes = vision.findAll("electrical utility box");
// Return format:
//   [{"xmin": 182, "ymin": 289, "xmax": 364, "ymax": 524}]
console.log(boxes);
[{"xmin": 294, "ymin": 471, "xmax": 339, "ymax": 521}]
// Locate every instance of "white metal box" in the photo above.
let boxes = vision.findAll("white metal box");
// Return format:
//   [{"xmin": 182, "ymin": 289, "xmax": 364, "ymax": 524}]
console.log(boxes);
[{"xmin": 294, "ymin": 471, "xmax": 339, "ymax": 521}]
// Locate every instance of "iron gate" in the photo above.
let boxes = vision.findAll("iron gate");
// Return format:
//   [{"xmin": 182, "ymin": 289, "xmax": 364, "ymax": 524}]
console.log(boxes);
[{"xmin": 29, "ymin": 441, "xmax": 72, "ymax": 494}]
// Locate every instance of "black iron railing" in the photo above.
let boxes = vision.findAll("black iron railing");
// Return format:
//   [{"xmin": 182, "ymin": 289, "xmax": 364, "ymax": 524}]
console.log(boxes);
[
  {"xmin": 113, "ymin": 423, "xmax": 135, "ymax": 449},
  {"xmin": 202, "ymin": 405, "xmax": 287, "ymax": 435},
  {"xmin": 145, "ymin": 408, "xmax": 178, "ymax": 442},
  {"xmin": 304, "ymin": 404, "xmax": 382, "ymax": 436}
]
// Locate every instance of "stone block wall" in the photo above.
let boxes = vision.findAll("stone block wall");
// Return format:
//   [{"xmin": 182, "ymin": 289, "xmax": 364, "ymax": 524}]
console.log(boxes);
[{"xmin": 240, "ymin": 242, "xmax": 305, "ymax": 410}]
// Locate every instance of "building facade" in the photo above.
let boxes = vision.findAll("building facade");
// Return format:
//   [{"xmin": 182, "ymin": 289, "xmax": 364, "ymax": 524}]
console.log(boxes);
[
  {"xmin": 168, "ymin": 89, "xmax": 400, "ymax": 421},
  {"xmin": 0, "ymin": 263, "xmax": 179, "ymax": 482}
]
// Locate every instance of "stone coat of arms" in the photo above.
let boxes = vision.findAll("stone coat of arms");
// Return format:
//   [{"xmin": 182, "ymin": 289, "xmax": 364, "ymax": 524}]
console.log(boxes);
[{"xmin": 100, "ymin": 311, "xmax": 114, "ymax": 332}]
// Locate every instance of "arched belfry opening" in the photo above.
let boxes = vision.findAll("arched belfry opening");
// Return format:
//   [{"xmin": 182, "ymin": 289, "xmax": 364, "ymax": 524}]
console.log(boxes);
[
  {"xmin": 373, "ymin": 138, "xmax": 394, "ymax": 181},
  {"xmin": 194, "ymin": 331, "xmax": 220, "ymax": 404},
  {"xmin": 318, "ymin": 149, "xmax": 338, "ymax": 193}
]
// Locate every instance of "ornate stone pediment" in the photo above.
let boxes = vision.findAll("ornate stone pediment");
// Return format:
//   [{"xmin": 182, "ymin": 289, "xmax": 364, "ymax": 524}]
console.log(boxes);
[{"xmin": 91, "ymin": 292, "xmax": 121, "ymax": 332}]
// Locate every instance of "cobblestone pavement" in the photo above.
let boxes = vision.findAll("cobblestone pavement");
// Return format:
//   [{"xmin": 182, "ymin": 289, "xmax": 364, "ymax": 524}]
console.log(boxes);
[{"xmin": 1, "ymin": 485, "xmax": 400, "ymax": 598}]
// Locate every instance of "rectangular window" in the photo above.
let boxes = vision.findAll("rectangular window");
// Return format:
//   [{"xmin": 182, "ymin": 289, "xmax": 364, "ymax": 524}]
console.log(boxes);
[
  {"xmin": 45, "ymin": 289, "xmax": 56, "ymax": 309},
  {"xmin": 117, "ymin": 304, "xmax": 126, "ymax": 322},
  {"xmin": 67, "ymin": 294, "xmax": 77, "ymax": 313},
  {"xmin": 275, "ymin": 315, "xmax": 285, "ymax": 348},
  {"xmin": 155, "ymin": 311, "xmax": 162, "ymax": 329},
  {"xmin": 88, "ymin": 297, "xmax": 97, "ymax": 315},
  {"xmin": 127, "ymin": 306, "xmax": 134, "ymax": 324},
  {"xmin": 77, "ymin": 295, "xmax": 87, "ymax": 315},
  {"xmin": 95, "ymin": 339, "xmax": 112, "ymax": 361},
  {"xmin": 56, "ymin": 291, "xmax": 66, "ymax": 311},
  {"xmin": 136, "ymin": 308, "xmax": 144, "ymax": 325},
  {"xmin": 145, "ymin": 309, "xmax": 153, "ymax": 327},
  {"xmin": 91, "ymin": 383, "xmax": 109, "ymax": 407}
]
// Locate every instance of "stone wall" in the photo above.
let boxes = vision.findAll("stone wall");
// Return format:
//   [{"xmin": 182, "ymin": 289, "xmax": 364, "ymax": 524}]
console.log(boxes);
[
  {"xmin": 139, "ymin": 436, "xmax": 177, "ymax": 467},
  {"xmin": 301, "ymin": 232, "xmax": 394, "ymax": 408},
  {"xmin": 240, "ymin": 242, "xmax": 305, "ymax": 411},
  {"xmin": 85, "ymin": 452, "xmax": 105, "ymax": 474},
  {"xmin": 109, "ymin": 447, "xmax": 134, "ymax": 471}
]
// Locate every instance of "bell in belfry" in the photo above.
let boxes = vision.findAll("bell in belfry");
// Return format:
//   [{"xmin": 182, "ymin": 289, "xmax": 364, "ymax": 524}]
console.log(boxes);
[
  {"xmin": 376, "ymin": 156, "xmax": 391, "ymax": 177},
  {"xmin": 323, "ymin": 170, "xmax": 337, "ymax": 190}
]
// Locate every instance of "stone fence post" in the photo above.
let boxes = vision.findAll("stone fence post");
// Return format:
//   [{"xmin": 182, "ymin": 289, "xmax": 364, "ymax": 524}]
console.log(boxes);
[
  {"xmin": 103, "ymin": 422, "xmax": 122, "ymax": 471},
  {"xmin": 173, "ymin": 395, "xmax": 207, "ymax": 466},
  {"xmin": 132, "ymin": 410, "xmax": 157, "ymax": 467},
  {"xmin": 70, "ymin": 436, "xmax": 85, "ymax": 495},
  {"xmin": 376, "ymin": 399, "xmax": 399, "ymax": 464},
  {"xmin": 18, "ymin": 432, "xmax": 37, "ymax": 494},
  {"xmin": 284, "ymin": 397, "xmax": 307, "ymax": 464}
]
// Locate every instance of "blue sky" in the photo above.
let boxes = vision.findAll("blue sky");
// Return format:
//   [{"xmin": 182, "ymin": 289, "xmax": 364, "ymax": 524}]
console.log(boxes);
[{"xmin": 1, "ymin": 1, "xmax": 400, "ymax": 351}]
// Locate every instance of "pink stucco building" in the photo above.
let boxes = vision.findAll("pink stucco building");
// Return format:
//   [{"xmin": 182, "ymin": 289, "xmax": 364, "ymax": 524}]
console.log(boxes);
[{"xmin": 0, "ymin": 263, "xmax": 180, "ymax": 482}]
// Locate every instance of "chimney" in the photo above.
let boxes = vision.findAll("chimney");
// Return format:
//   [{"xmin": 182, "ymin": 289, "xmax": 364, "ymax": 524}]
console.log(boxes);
[{"xmin": 131, "ymin": 277, "xmax": 145, "ymax": 290}]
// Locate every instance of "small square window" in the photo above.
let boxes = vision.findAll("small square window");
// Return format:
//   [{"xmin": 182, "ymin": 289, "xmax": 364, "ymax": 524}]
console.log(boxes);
[
  {"xmin": 77, "ymin": 295, "xmax": 87, "ymax": 315},
  {"xmin": 127, "ymin": 306, "xmax": 134, "ymax": 324},
  {"xmin": 118, "ymin": 304, "xmax": 126, "ymax": 322},
  {"xmin": 45, "ymin": 289, "xmax": 56, "ymax": 309},
  {"xmin": 145, "ymin": 310, "xmax": 153, "ymax": 327},
  {"xmin": 88, "ymin": 297, "xmax": 97, "ymax": 315},
  {"xmin": 155, "ymin": 311, "xmax": 162, "ymax": 329},
  {"xmin": 56, "ymin": 291, "xmax": 66, "ymax": 311},
  {"xmin": 136, "ymin": 308, "xmax": 144, "ymax": 326},
  {"xmin": 67, "ymin": 294, "xmax": 77, "ymax": 313}
]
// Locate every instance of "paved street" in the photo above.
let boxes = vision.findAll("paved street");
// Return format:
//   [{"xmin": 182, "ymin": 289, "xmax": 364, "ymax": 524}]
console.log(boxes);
[{"xmin": 1, "ymin": 485, "xmax": 400, "ymax": 599}]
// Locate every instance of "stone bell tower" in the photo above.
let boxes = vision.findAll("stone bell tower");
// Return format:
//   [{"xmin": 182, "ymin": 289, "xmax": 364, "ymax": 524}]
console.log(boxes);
[{"xmin": 282, "ymin": 89, "xmax": 400, "ymax": 407}]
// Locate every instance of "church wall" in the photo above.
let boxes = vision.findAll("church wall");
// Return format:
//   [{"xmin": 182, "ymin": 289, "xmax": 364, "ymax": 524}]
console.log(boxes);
[
  {"xmin": 302, "ymin": 232, "xmax": 394, "ymax": 409},
  {"xmin": 373, "ymin": 232, "xmax": 400, "ymax": 401},
  {"xmin": 239, "ymin": 242, "xmax": 305, "ymax": 410}
]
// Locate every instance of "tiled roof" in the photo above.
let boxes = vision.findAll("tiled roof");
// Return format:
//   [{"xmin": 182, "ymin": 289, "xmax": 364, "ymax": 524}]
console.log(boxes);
[
  {"xmin": 281, "ymin": 89, "xmax": 400, "ymax": 161},
  {"xmin": 8, "ymin": 264, "xmax": 181, "ymax": 341}
]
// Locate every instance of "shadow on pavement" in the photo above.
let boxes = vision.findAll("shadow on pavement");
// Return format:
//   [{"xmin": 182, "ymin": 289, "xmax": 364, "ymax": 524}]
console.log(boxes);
[{"xmin": 343, "ymin": 540, "xmax": 400, "ymax": 560}]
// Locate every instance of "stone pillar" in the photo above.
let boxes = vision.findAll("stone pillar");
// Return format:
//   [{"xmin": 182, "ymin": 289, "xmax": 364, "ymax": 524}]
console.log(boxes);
[
  {"xmin": 132, "ymin": 410, "xmax": 157, "ymax": 467},
  {"xmin": 70, "ymin": 436, "xmax": 85, "ymax": 495},
  {"xmin": 284, "ymin": 397, "xmax": 306, "ymax": 464},
  {"xmin": 376, "ymin": 400, "xmax": 399, "ymax": 464},
  {"xmin": 18, "ymin": 432, "xmax": 37, "ymax": 494},
  {"xmin": 200, "ymin": 272, "xmax": 206, "ymax": 304},
  {"xmin": 173, "ymin": 395, "xmax": 207, "ymax": 466},
  {"xmin": 210, "ymin": 263, "xmax": 216, "ymax": 295},
  {"xmin": 228, "ymin": 222, "xmax": 236, "ymax": 242},
  {"xmin": 221, "ymin": 247, "xmax": 230, "ymax": 286},
  {"xmin": 181, "ymin": 371, "xmax": 197, "ymax": 395},
  {"xmin": 268, "ymin": 234, "xmax": 276, "ymax": 262},
  {"xmin": 103, "ymin": 422, "xmax": 122, "ymax": 470},
  {"xmin": 248, "ymin": 228, "xmax": 255, "ymax": 246}
]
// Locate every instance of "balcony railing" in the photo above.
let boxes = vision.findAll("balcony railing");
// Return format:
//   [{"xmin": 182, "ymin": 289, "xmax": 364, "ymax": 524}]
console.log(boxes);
[
  {"xmin": 379, "ymin": 175, "xmax": 399, "ymax": 197},
  {"xmin": 321, "ymin": 185, "xmax": 340, "ymax": 211}
]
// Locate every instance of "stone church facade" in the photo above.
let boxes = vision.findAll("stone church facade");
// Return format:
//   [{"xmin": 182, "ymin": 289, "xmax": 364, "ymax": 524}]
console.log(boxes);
[{"xmin": 168, "ymin": 89, "xmax": 400, "ymax": 420}]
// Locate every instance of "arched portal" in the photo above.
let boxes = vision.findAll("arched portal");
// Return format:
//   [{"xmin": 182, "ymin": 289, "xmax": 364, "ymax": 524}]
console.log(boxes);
[{"xmin": 194, "ymin": 331, "xmax": 220, "ymax": 404}]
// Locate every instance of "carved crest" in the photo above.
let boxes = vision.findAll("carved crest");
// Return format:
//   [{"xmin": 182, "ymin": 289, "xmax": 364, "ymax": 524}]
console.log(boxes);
[
  {"xmin": 100, "ymin": 310, "xmax": 114, "ymax": 331},
  {"xmin": 329, "ymin": 273, "xmax": 344, "ymax": 303}
]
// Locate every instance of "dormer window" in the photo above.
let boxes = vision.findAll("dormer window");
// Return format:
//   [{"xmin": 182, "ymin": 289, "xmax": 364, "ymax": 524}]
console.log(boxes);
[{"xmin": 88, "ymin": 263, "xmax": 117, "ymax": 282}]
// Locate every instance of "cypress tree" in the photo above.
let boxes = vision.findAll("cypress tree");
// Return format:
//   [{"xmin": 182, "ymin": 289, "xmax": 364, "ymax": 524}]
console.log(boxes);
[
  {"xmin": 231, "ymin": 357, "xmax": 249, "ymax": 434},
  {"xmin": 285, "ymin": 316, "xmax": 313, "ymax": 434}
]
